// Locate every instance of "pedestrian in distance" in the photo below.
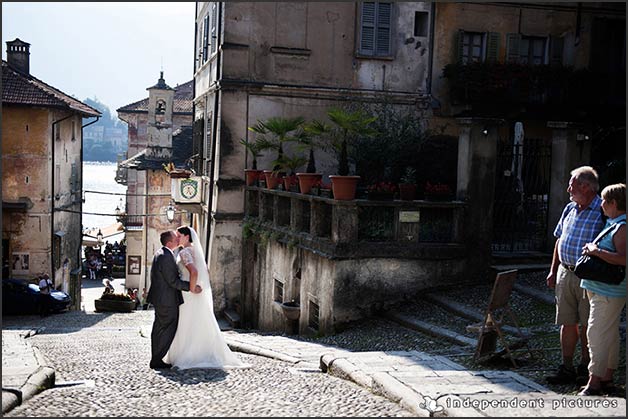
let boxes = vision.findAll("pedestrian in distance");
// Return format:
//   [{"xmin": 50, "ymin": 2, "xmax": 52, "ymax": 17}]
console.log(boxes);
[
  {"xmin": 146, "ymin": 230, "xmax": 201, "ymax": 370},
  {"xmin": 38, "ymin": 273, "xmax": 53, "ymax": 317},
  {"xmin": 545, "ymin": 166, "xmax": 605, "ymax": 386}
]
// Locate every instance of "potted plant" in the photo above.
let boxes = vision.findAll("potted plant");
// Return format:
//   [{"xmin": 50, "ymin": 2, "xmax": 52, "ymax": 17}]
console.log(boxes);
[
  {"xmin": 366, "ymin": 181, "xmax": 397, "ymax": 201},
  {"xmin": 398, "ymin": 167, "xmax": 417, "ymax": 201},
  {"xmin": 94, "ymin": 292, "xmax": 135, "ymax": 313},
  {"xmin": 293, "ymin": 123, "xmax": 324, "ymax": 194},
  {"xmin": 424, "ymin": 181, "xmax": 454, "ymax": 201},
  {"xmin": 248, "ymin": 116, "xmax": 305, "ymax": 190},
  {"xmin": 317, "ymin": 107, "xmax": 378, "ymax": 200},
  {"xmin": 240, "ymin": 138, "xmax": 265, "ymax": 186},
  {"xmin": 273, "ymin": 154, "xmax": 308, "ymax": 192}
]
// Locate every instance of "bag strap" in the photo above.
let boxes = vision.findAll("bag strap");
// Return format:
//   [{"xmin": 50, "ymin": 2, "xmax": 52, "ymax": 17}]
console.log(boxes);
[{"xmin": 592, "ymin": 220, "xmax": 625, "ymax": 245}]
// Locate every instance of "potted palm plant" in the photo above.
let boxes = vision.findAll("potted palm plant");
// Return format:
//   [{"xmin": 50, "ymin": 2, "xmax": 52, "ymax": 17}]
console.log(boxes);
[
  {"xmin": 248, "ymin": 116, "xmax": 305, "ymax": 190},
  {"xmin": 293, "ymin": 122, "xmax": 324, "ymax": 194},
  {"xmin": 316, "ymin": 107, "xmax": 378, "ymax": 200},
  {"xmin": 274, "ymin": 154, "xmax": 308, "ymax": 192},
  {"xmin": 240, "ymin": 138, "xmax": 265, "ymax": 186}
]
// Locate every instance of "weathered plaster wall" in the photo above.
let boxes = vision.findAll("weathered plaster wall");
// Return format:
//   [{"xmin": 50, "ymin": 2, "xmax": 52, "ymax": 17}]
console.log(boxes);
[{"xmin": 252, "ymin": 238, "xmax": 468, "ymax": 335}]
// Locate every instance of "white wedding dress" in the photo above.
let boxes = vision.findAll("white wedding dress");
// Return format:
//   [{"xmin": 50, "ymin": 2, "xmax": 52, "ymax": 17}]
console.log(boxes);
[{"xmin": 163, "ymin": 232, "xmax": 245, "ymax": 369}]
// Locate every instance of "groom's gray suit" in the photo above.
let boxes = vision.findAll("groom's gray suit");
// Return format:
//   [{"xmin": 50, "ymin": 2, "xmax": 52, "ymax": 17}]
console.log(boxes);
[{"xmin": 147, "ymin": 246, "xmax": 190, "ymax": 368}]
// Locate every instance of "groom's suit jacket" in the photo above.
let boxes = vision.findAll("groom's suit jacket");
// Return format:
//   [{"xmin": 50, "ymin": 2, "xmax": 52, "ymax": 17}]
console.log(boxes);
[{"xmin": 146, "ymin": 246, "xmax": 190, "ymax": 307}]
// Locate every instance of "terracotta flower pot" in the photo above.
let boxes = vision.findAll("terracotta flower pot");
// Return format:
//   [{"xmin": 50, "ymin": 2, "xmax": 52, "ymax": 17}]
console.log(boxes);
[
  {"xmin": 296, "ymin": 173, "xmax": 322, "ymax": 194},
  {"xmin": 398, "ymin": 183, "xmax": 417, "ymax": 201},
  {"xmin": 264, "ymin": 170, "xmax": 284, "ymax": 190},
  {"xmin": 329, "ymin": 175, "xmax": 361, "ymax": 200},
  {"xmin": 244, "ymin": 169, "xmax": 262, "ymax": 186}
]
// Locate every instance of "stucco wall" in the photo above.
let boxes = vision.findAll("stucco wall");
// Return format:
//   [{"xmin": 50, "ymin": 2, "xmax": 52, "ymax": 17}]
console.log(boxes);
[
  {"xmin": 222, "ymin": 2, "xmax": 431, "ymax": 93},
  {"xmin": 2, "ymin": 106, "xmax": 83, "ymax": 289}
]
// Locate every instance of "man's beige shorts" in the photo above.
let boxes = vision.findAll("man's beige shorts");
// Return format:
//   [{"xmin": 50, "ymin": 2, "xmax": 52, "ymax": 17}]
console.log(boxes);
[{"xmin": 555, "ymin": 264, "xmax": 590, "ymax": 325}]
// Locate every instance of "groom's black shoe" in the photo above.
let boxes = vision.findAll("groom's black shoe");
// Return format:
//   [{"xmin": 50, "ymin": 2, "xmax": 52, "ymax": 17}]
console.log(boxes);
[{"xmin": 150, "ymin": 361, "xmax": 172, "ymax": 370}]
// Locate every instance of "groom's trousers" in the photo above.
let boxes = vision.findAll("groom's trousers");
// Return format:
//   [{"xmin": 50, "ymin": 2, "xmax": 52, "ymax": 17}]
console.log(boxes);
[{"xmin": 150, "ymin": 305, "xmax": 180, "ymax": 365}]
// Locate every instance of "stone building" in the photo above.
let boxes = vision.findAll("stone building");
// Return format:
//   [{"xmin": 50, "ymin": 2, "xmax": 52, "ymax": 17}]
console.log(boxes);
[
  {"xmin": 192, "ymin": 2, "xmax": 624, "ymax": 335},
  {"xmin": 116, "ymin": 74, "xmax": 194, "ymax": 290},
  {"xmin": 193, "ymin": 2, "xmax": 440, "ymax": 331},
  {"xmin": 428, "ymin": 1, "xmax": 625, "ymax": 256},
  {"xmin": 2, "ymin": 39, "xmax": 100, "ymax": 308}
]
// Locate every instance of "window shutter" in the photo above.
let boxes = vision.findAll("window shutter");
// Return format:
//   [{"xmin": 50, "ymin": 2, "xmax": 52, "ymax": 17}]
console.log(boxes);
[
  {"xmin": 360, "ymin": 2, "xmax": 376, "ymax": 55},
  {"xmin": 549, "ymin": 35, "xmax": 564, "ymax": 66},
  {"xmin": 210, "ymin": 3, "xmax": 218, "ymax": 54},
  {"xmin": 486, "ymin": 32, "xmax": 500, "ymax": 63},
  {"xmin": 455, "ymin": 29, "xmax": 465, "ymax": 63},
  {"xmin": 202, "ymin": 15, "xmax": 209, "ymax": 62},
  {"xmin": 506, "ymin": 33, "xmax": 521, "ymax": 63},
  {"xmin": 192, "ymin": 118, "xmax": 204, "ymax": 175},
  {"xmin": 375, "ymin": 2, "xmax": 392, "ymax": 56}
]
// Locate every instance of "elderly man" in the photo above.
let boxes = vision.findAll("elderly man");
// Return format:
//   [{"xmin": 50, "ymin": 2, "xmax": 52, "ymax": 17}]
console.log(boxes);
[{"xmin": 546, "ymin": 166, "xmax": 605, "ymax": 385}]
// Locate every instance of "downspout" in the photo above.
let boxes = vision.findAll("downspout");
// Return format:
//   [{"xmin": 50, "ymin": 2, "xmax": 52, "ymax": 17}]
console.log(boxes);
[
  {"xmin": 426, "ymin": 2, "xmax": 436, "ymax": 94},
  {"xmin": 206, "ymin": 2, "xmax": 223, "ymax": 260},
  {"xmin": 192, "ymin": 2, "xmax": 198, "ymax": 230},
  {"xmin": 50, "ymin": 113, "xmax": 73, "ymax": 278}
]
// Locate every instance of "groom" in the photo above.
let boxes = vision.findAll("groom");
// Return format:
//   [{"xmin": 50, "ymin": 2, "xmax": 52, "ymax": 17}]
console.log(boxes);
[{"xmin": 147, "ymin": 230, "xmax": 201, "ymax": 369}]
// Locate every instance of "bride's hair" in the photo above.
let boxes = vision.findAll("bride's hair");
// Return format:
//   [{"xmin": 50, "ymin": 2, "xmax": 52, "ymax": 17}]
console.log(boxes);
[{"xmin": 176, "ymin": 226, "xmax": 193, "ymax": 243}]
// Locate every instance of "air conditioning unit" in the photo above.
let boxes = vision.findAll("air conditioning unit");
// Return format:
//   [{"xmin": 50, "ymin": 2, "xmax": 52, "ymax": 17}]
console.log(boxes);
[{"xmin": 172, "ymin": 176, "xmax": 202, "ymax": 203}]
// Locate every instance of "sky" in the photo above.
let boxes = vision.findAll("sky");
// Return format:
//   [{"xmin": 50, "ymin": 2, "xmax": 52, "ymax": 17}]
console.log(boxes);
[{"xmin": 2, "ymin": 2, "xmax": 195, "ymax": 117}]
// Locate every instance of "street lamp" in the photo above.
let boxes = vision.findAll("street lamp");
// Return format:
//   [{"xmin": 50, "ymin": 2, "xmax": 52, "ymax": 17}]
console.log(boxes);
[{"xmin": 166, "ymin": 201, "xmax": 176, "ymax": 223}]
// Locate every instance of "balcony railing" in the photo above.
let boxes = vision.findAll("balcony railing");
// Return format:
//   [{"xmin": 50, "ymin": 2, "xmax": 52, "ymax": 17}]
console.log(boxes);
[
  {"xmin": 244, "ymin": 187, "xmax": 467, "ymax": 260},
  {"xmin": 121, "ymin": 215, "xmax": 143, "ymax": 230}
]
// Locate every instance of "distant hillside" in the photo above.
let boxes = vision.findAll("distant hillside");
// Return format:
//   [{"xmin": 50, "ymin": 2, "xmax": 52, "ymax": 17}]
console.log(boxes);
[{"xmin": 82, "ymin": 97, "xmax": 128, "ymax": 162}]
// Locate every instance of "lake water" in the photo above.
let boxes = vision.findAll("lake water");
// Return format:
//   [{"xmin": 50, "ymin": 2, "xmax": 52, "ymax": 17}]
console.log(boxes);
[{"xmin": 83, "ymin": 161, "xmax": 126, "ymax": 240}]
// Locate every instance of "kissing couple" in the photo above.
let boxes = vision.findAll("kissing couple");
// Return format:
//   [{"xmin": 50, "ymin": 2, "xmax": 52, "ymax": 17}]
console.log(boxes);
[{"xmin": 147, "ymin": 226, "xmax": 245, "ymax": 370}]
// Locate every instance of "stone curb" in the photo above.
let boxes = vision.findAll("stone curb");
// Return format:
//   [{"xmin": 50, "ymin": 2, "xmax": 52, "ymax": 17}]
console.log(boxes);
[
  {"xmin": 2, "ymin": 331, "xmax": 56, "ymax": 415},
  {"xmin": 226, "ymin": 340, "xmax": 301, "ymax": 365}
]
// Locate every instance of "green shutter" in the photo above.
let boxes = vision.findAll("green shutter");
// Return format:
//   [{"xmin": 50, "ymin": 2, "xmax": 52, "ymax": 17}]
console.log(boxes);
[
  {"xmin": 375, "ymin": 2, "xmax": 392, "ymax": 56},
  {"xmin": 210, "ymin": 3, "xmax": 218, "ymax": 54},
  {"xmin": 549, "ymin": 35, "xmax": 564, "ymax": 66},
  {"xmin": 486, "ymin": 32, "xmax": 500, "ymax": 63},
  {"xmin": 506, "ymin": 33, "xmax": 521, "ymax": 63},
  {"xmin": 360, "ymin": 2, "xmax": 376, "ymax": 55}
]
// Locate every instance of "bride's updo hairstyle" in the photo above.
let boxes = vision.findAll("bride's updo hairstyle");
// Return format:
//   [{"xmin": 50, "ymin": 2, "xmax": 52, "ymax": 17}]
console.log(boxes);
[{"xmin": 177, "ymin": 226, "xmax": 193, "ymax": 243}]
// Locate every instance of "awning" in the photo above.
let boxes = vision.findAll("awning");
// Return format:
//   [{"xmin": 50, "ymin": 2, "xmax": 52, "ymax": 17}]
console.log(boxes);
[{"xmin": 118, "ymin": 149, "xmax": 147, "ymax": 169}]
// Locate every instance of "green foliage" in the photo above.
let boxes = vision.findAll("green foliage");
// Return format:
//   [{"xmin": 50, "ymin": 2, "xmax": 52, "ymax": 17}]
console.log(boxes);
[
  {"xmin": 272, "ymin": 154, "xmax": 308, "ymax": 176},
  {"xmin": 400, "ymin": 167, "xmax": 417, "ymax": 185},
  {"xmin": 99, "ymin": 292, "xmax": 132, "ymax": 301},
  {"xmin": 313, "ymin": 107, "xmax": 378, "ymax": 176},
  {"xmin": 248, "ymin": 117, "xmax": 306, "ymax": 171},
  {"xmin": 352, "ymin": 101, "xmax": 428, "ymax": 185},
  {"xmin": 239, "ymin": 138, "xmax": 265, "ymax": 170}
]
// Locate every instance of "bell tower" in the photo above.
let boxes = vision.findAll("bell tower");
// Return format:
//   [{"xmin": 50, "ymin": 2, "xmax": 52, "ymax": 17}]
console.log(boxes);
[{"xmin": 146, "ymin": 71, "xmax": 175, "ymax": 159}]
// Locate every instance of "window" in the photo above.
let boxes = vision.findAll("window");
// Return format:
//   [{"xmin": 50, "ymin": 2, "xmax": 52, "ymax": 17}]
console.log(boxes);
[
  {"xmin": 414, "ymin": 11, "xmax": 428, "ymax": 37},
  {"xmin": 456, "ymin": 31, "xmax": 500, "ymax": 64},
  {"xmin": 308, "ymin": 300, "xmax": 320, "ymax": 331},
  {"xmin": 358, "ymin": 2, "xmax": 392, "ymax": 57},
  {"xmin": 506, "ymin": 34, "xmax": 553, "ymax": 66},
  {"xmin": 520, "ymin": 36, "xmax": 547, "ymax": 65},
  {"xmin": 274, "ymin": 278, "xmax": 284, "ymax": 303}
]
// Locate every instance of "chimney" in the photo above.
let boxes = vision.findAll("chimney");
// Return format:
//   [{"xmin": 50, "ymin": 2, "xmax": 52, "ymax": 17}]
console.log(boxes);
[{"xmin": 6, "ymin": 38, "xmax": 30, "ymax": 75}]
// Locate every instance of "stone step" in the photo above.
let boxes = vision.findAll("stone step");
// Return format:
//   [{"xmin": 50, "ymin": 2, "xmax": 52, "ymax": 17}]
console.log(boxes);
[
  {"xmin": 223, "ymin": 307, "xmax": 240, "ymax": 329},
  {"xmin": 423, "ymin": 293, "xmax": 528, "ymax": 337},
  {"xmin": 490, "ymin": 263, "xmax": 551, "ymax": 272},
  {"xmin": 384, "ymin": 310, "xmax": 478, "ymax": 347}
]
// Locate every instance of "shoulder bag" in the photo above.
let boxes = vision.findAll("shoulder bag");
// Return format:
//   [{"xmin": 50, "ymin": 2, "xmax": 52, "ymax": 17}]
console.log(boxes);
[{"xmin": 574, "ymin": 223, "xmax": 626, "ymax": 285}]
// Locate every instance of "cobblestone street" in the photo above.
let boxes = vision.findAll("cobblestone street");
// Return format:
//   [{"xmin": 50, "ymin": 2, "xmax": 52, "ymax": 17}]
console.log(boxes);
[{"xmin": 2, "ymin": 311, "xmax": 412, "ymax": 417}]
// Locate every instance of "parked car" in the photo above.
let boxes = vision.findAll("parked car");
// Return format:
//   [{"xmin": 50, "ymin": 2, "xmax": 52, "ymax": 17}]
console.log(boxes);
[{"xmin": 2, "ymin": 278, "xmax": 72, "ymax": 315}]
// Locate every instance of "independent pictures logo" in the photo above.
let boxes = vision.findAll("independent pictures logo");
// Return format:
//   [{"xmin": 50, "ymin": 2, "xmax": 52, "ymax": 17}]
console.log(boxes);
[{"xmin": 419, "ymin": 395, "xmax": 445, "ymax": 416}]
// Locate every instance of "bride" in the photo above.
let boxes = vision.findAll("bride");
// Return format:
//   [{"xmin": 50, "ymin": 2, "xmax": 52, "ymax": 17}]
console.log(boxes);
[{"xmin": 163, "ymin": 226, "xmax": 245, "ymax": 369}]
